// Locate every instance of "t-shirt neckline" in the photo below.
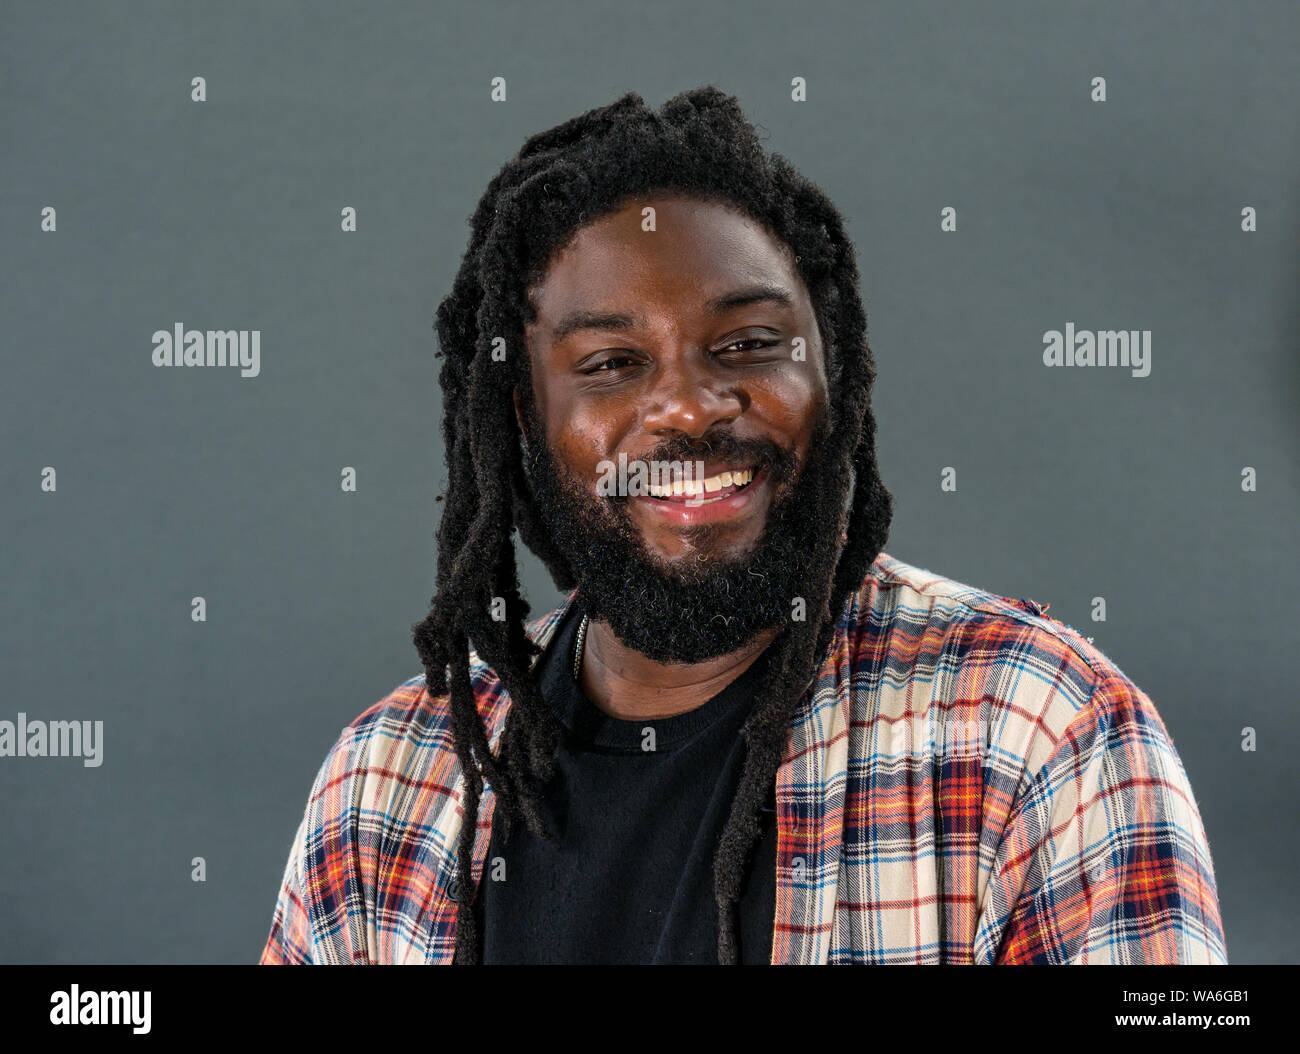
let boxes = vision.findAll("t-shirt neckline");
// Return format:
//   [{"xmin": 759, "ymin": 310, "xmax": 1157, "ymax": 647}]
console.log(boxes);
[{"xmin": 537, "ymin": 606, "xmax": 777, "ymax": 753}]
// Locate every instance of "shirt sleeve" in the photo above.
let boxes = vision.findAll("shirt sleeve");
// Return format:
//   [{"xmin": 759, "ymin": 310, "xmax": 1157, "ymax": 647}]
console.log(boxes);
[
  {"xmin": 978, "ymin": 672, "xmax": 1227, "ymax": 964},
  {"xmin": 257, "ymin": 725, "xmax": 360, "ymax": 965},
  {"xmin": 258, "ymin": 807, "xmax": 316, "ymax": 964}
]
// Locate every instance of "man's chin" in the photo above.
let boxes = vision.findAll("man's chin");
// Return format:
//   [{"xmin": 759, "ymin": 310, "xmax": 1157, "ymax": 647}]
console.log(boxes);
[
  {"xmin": 622, "ymin": 530, "xmax": 763, "ymax": 575},
  {"xmin": 567, "ymin": 551, "xmax": 792, "ymax": 664}
]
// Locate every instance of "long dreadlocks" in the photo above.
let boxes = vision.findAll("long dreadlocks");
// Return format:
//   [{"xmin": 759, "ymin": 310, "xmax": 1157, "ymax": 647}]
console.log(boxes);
[{"xmin": 410, "ymin": 86, "xmax": 893, "ymax": 964}]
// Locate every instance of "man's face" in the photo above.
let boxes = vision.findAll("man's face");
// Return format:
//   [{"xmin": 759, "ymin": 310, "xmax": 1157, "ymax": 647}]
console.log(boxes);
[{"xmin": 516, "ymin": 194, "xmax": 842, "ymax": 663}]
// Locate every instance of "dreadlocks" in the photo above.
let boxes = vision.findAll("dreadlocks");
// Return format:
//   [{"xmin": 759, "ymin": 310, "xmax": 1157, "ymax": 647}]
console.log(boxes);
[{"xmin": 410, "ymin": 86, "xmax": 893, "ymax": 964}]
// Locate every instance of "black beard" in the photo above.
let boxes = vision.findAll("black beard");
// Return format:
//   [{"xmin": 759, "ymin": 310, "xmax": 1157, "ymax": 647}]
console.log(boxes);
[{"xmin": 520, "ymin": 407, "xmax": 847, "ymax": 664}]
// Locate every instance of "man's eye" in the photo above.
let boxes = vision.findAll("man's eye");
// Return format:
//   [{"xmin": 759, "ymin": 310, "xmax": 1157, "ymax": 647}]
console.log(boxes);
[
  {"xmin": 719, "ymin": 338, "xmax": 779, "ymax": 354},
  {"xmin": 583, "ymin": 355, "xmax": 637, "ymax": 374}
]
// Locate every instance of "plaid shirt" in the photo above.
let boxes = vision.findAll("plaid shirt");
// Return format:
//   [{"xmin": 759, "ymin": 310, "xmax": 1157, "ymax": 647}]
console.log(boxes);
[{"xmin": 259, "ymin": 551, "xmax": 1227, "ymax": 964}]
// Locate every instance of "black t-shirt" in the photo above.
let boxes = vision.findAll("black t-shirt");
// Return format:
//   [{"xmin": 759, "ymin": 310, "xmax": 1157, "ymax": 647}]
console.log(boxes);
[{"xmin": 473, "ymin": 603, "xmax": 778, "ymax": 964}]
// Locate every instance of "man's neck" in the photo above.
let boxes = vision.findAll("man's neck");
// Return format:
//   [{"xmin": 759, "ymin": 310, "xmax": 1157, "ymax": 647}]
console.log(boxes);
[{"xmin": 576, "ymin": 618, "xmax": 781, "ymax": 721}]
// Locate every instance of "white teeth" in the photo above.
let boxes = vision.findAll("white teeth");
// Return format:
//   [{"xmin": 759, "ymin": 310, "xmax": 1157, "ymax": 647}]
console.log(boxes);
[{"xmin": 646, "ymin": 467, "xmax": 755, "ymax": 498}]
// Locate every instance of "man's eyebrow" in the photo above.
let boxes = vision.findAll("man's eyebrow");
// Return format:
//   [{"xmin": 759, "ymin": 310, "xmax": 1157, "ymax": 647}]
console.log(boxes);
[
  {"xmin": 550, "ymin": 309, "xmax": 639, "ymax": 343},
  {"xmin": 703, "ymin": 283, "xmax": 796, "ymax": 315},
  {"xmin": 547, "ymin": 283, "xmax": 797, "ymax": 342}
]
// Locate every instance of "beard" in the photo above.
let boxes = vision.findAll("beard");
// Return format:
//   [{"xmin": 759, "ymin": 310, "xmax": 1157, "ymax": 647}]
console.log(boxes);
[{"xmin": 519, "ymin": 402, "xmax": 849, "ymax": 664}]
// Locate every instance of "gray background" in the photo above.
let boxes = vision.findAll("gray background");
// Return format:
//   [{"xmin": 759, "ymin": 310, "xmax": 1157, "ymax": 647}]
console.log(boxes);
[{"xmin": 1, "ymin": 0, "xmax": 1295, "ymax": 963}]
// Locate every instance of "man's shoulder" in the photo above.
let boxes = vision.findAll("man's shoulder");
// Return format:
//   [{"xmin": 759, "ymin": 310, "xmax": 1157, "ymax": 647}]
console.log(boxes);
[
  {"xmin": 853, "ymin": 552, "xmax": 1169, "ymax": 776},
  {"xmin": 859, "ymin": 550, "xmax": 1112, "ymax": 677},
  {"xmin": 325, "ymin": 596, "xmax": 575, "ymax": 785}
]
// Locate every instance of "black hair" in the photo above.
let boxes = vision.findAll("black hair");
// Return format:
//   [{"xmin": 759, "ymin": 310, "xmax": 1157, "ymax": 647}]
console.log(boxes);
[{"xmin": 411, "ymin": 86, "xmax": 893, "ymax": 963}]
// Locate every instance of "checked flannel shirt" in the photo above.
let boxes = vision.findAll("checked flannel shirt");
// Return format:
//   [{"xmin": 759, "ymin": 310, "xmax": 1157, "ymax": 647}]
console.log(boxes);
[{"xmin": 260, "ymin": 551, "xmax": 1227, "ymax": 964}]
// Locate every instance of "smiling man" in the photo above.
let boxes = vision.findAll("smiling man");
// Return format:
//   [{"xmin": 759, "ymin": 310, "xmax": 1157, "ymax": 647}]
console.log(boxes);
[{"xmin": 260, "ymin": 87, "xmax": 1226, "ymax": 965}]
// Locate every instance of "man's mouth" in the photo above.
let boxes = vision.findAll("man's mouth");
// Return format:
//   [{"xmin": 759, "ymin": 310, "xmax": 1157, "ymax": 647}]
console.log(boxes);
[
  {"xmin": 645, "ymin": 464, "xmax": 758, "ymax": 505},
  {"xmin": 630, "ymin": 463, "xmax": 771, "ymax": 527}
]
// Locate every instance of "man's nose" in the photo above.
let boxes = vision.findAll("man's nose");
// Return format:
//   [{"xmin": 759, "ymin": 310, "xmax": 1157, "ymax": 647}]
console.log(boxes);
[{"xmin": 639, "ymin": 356, "xmax": 743, "ymax": 436}]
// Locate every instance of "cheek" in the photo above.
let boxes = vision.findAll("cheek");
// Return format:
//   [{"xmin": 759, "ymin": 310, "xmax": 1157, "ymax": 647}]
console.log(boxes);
[
  {"xmin": 548, "ymin": 416, "xmax": 615, "ymax": 478},
  {"xmin": 751, "ymin": 370, "xmax": 826, "ymax": 444}
]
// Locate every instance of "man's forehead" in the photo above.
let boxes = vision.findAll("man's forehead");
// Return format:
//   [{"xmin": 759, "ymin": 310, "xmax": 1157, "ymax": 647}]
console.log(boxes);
[{"xmin": 526, "ymin": 204, "xmax": 804, "ymax": 334}]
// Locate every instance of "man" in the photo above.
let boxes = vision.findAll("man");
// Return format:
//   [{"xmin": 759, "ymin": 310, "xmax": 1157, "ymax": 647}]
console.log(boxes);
[{"xmin": 259, "ymin": 87, "xmax": 1226, "ymax": 965}]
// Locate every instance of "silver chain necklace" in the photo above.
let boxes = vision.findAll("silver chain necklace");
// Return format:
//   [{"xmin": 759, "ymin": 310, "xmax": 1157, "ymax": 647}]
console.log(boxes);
[{"xmin": 572, "ymin": 613, "xmax": 590, "ymax": 680}]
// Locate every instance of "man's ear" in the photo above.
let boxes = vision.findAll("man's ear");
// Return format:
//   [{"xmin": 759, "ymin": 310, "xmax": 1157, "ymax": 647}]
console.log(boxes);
[{"xmin": 513, "ymin": 387, "xmax": 530, "ymax": 449}]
